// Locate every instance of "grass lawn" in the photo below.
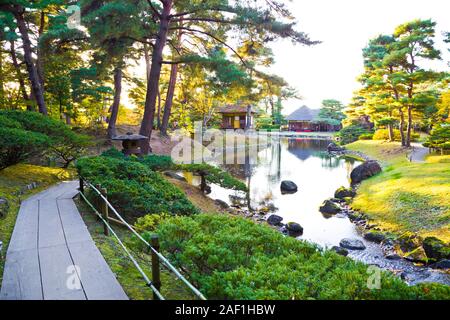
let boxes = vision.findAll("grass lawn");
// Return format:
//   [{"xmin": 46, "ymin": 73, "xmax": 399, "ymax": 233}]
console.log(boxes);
[
  {"xmin": 346, "ymin": 140, "xmax": 450, "ymax": 242},
  {"xmin": 0, "ymin": 164, "xmax": 73, "ymax": 284}
]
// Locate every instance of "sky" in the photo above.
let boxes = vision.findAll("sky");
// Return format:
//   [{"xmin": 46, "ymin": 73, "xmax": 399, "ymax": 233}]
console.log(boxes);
[{"xmin": 270, "ymin": 0, "xmax": 450, "ymax": 115}]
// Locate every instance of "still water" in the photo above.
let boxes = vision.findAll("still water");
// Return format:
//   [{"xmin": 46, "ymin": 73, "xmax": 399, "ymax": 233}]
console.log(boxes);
[{"xmin": 185, "ymin": 137, "xmax": 449, "ymax": 285}]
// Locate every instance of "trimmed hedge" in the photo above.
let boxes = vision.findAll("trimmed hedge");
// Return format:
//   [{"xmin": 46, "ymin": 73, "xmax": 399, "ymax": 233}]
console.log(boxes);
[
  {"xmin": 76, "ymin": 156, "xmax": 199, "ymax": 219},
  {"xmin": 0, "ymin": 111, "xmax": 90, "ymax": 168},
  {"xmin": 155, "ymin": 214, "xmax": 450, "ymax": 300},
  {"xmin": 0, "ymin": 127, "xmax": 50, "ymax": 170}
]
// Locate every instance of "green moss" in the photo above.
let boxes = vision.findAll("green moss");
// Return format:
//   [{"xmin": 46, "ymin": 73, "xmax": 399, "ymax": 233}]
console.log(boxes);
[{"xmin": 0, "ymin": 164, "xmax": 73, "ymax": 284}]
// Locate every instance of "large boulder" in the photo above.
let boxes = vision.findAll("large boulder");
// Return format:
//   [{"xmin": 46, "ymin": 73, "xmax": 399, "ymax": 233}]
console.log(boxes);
[
  {"xmin": 0, "ymin": 198, "xmax": 9, "ymax": 218},
  {"xmin": 350, "ymin": 161, "xmax": 382, "ymax": 184},
  {"xmin": 334, "ymin": 187, "xmax": 356, "ymax": 199},
  {"xmin": 267, "ymin": 214, "xmax": 283, "ymax": 226},
  {"xmin": 403, "ymin": 247, "xmax": 428, "ymax": 263},
  {"xmin": 339, "ymin": 238, "xmax": 366, "ymax": 250},
  {"xmin": 422, "ymin": 237, "xmax": 450, "ymax": 262},
  {"xmin": 319, "ymin": 200, "xmax": 341, "ymax": 215},
  {"xmin": 286, "ymin": 222, "xmax": 303, "ymax": 237},
  {"xmin": 280, "ymin": 181, "xmax": 298, "ymax": 194}
]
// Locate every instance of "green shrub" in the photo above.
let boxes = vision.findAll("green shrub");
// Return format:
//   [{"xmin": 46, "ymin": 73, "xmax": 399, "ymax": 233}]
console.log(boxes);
[
  {"xmin": 359, "ymin": 133, "xmax": 374, "ymax": 140},
  {"xmin": 99, "ymin": 150, "xmax": 248, "ymax": 192},
  {"xmin": 76, "ymin": 156, "xmax": 199, "ymax": 219},
  {"xmin": 0, "ymin": 127, "xmax": 50, "ymax": 170},
  {"xmin": 0, "ymin": 115, "xmax": 22, "ymax": 129},
  {"xmin": 373, "ymin": 129, "xmax": 420, "ymax": 142},
  {"xmin": 0, "ymin": 111, "xmax": 90, "ymax": 167},
  {"xmin": 336, "ymin": 125, "xmax": 372, "ymax": 145},
  {"xmin": 178, "ymin": 163, "xmax": 248, "ymax": 192},
  {"xmin": 141, "ymin": 154, "xmax": 175, "ymax": 171},
  {"xmin": 155, "ymin": 214, "xmax": 450, "ymax": 300}
]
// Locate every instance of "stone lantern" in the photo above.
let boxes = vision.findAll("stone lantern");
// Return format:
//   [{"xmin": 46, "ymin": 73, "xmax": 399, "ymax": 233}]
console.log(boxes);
[{"xmin": 112, "ymin": 132, "xmax": 148, "ymax": 156}]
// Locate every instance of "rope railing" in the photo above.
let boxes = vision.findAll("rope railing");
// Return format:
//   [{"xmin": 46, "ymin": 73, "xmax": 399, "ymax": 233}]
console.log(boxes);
[{"xmin": 78, "ymin": 177, "xmax": 207, "ymax": 301}]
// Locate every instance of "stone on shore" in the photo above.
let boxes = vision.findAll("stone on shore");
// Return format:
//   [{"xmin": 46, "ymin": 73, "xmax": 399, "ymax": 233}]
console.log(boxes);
[
  {"xmin": 339, "ymin": 238, "xmax": 366, "ymax": 250},
  {"xmin": 319, "ymin": 200, "xmax": 341, "ymax": 215},
  {"xmin": 350, "ymin": 160, "xmax": 382, "ymax": 184},
  {"xmin": 267, "ymin": 214, "xmax": 283, "ymax": 226}
]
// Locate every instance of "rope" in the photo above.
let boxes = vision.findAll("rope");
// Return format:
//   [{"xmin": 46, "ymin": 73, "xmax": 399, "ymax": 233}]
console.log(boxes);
[
  {"xmin": 81, "ymin": 180, "xmax": 207, "ymax": 300},
  {"xmin": 79, "ymin": 191, "xmax": 165, "ymax": 300}
]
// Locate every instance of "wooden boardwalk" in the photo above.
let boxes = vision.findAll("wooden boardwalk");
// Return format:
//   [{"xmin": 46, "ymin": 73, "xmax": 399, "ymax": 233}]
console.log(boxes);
[{"xmin": 0, "ymin": 181, "xmax": 128, "ymax": 300}]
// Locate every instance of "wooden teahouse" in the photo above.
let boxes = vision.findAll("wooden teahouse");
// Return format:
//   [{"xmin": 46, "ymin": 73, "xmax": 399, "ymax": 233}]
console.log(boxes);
[{"xmin": 218, "ymin": 104, "xmax": 255, "ymax": 130}]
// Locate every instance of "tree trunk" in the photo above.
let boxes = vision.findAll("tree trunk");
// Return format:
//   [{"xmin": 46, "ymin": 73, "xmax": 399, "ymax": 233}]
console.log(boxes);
[
  {"xmin": 160, "ymin": 19, "xmax": 183, "ymax": 137},
  {"xmin": 36, "ymin": 10, "xmax": 45, "ymax": 87},
  {"xmin": 0, "ymin": 49, "xmax": 5, "ymax": 109},
  {"xmin": 143, "ymin": 43, "xmax": 151, "ymax": 80},
  {"xmin": 399, "ymin": 109, "xmax": 406, "ymax": 147},
  {"xmin": 107, "ymin": 67, "xmax": 123, "ymax": 139},
  {"xmin": 10, "ymin": 40, "xmax": 31, "ymax": 109},
  {"xmin": 14, "ymin": 7, "xmax": 47, "ymax": 115},
  {"xmin": 160, "ymin": 62, "xmax": 178, "ymax": 136},
  {"xmin": 139, "ymin": 1, "xmax": 173, "ymax": 154},
  {"xmin": 156, "ymin": 88, "xmax": 161, "ymax": 130},
  {"xmin": 405, "ymin": 106, "xmax": 413, "ymax": 148}
]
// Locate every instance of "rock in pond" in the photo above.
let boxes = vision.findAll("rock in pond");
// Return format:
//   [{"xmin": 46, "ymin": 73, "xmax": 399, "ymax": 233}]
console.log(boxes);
[
  {"xmin": 430, "ymin": 259, "xmax": 450, "ymax": 270},
  {"xmin": 267, "ymin": 214, "xmax": 283, "ymax": 226},
  {"xmin": 319, "ymin": 200, "xmax": 341, "ymax": 215},
  {"xmin": 286, "ymin": 222, "xmax": 303, "ymax": 236},
  {"xmin": 339, "ymin": 238, "xmax": 366, "ymax": 250},
  {"xmin": 214, "ymin": 199, "xmax": 229, "ymax": 209},
  {"xmin": 331, "ymin": 246, "xmax": 349, "ymax": 256},
  {"xmin": 280, "ymin": 180, "xmax": 298, "ymax": 194},
  {"xmin": 334, "ymin": 186, "xmax": 356, "ymax": 199},
  {"xmin": 363, "ymin": 231, "xmax": 386, "ymax": 244},
  {"xmin": 422, "ymin": 237, "xmax": 450, "ymax": 262},
  {"xmin": 350, "ymin": 160, "xmax": 382, "ymax": 184},
  {"xmin": 0, "ymin": 198, "xmax": 9, "ymax": 218},
  {"xmin": 164, "ymin": 171, "xmax": 187, "ymax": 182},
  {"xmin": 327, "ymin": 143, "xmax": 344, "ymax": 152}
]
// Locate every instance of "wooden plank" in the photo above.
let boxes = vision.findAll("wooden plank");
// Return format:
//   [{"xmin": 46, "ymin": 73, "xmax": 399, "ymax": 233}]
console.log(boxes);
[
  {"xmin": 38, "ymin": 199, "xmax": 66, "ymax": 248},
  {"xmin": 0, "ymin": 248, "xmax": 43, "ymax": 300},
  {"xmin": 7, "ymin": 200, "xmax": 38, "ymax": 253},
  {"xmin": 39, "ymin": 244, "xmax": 86, "ymax": 300},
  {"xmin": 57, "ymin": 199, "xmax": 92, "ymax": 244},
  {"xmin": 67, "ymin": 241, "xmax": 128, "ymax": 300}
]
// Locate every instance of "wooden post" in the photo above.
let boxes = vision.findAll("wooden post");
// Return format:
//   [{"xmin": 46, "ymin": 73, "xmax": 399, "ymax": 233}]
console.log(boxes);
[
  {"xmin": 100, "ymin": 187, "xmax": 109, "ymax": 236},
  {"xmin": 79, "ymin": 177, "xmax": 84, "ymax": 195},
  {"xmin": 200, "ymin": 173, "xmax": 206, "ymax": 193},
  {"xmin": 151, "ymin": 235, "xmax": 161, "ymax": 300}
]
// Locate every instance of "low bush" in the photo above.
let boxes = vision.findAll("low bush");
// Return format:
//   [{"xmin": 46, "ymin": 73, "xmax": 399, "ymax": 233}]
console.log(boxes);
[
  {"xmin": 76, "ymin": 156, "xmax": 199, "ymax": 219},
  {"xmin": 100, "ymin": 149, "xmax": 248, "ymax": 192},
  {"xmin": 336, "ymin": 125, "xmax": 372, "ymax": 145},
  {"xmin": 155, "ymin": 214, "xmax": 450, "ymax": 300},
  {"xmin": 372, "ymin": 129, "xmax": 420, "ymax": 142},
  {"xmin": 0, "ymin": 111, "xmax": 90, "ymax": 167},
  {"xmin": 359, "ymin": 133, "xmax": 374, "ymax": 140},
  {"xmin": 0, "ymin": 127, "xmax": 50, "ymax": 170},
  {"xmin": 424, "ymin": 125, "xmax": 450, "ymax": 153}
]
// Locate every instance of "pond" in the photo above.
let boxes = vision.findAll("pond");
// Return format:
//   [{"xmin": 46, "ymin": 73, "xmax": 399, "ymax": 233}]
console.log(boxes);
[{"xmin": 184, "ymin": 137, "xmax": 449, "ymax": 286}]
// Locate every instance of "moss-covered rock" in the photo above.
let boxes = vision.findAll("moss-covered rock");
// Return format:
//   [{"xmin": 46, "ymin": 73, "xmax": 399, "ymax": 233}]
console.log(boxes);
[
  {"xmin": 403, "ymin": 247, "xmax": 428, "ymax": 264},
  {"xmin": 319, "ymin": 200, "xmax": 341, "ymax": 215},
  {"xmin": 397, "ymin": 232, "xmax": 421, "ymax": 253},
  {"xmin": 422, "ymin": 237, "xmax": 450, "ymax": 262},
  {"xmin": 334, "ymin": 186, "xmax": 356, "ymax": 199}
]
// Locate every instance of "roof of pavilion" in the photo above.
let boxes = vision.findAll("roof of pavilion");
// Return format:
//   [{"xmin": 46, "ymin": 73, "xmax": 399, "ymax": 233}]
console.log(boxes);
[
  {"xmin": 286, "ymin": 106, "xmax": 320, "ymax": 122},
  {"xmin": 218, "ymin": 104, "xmax": 256, "ymax": 114}
]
